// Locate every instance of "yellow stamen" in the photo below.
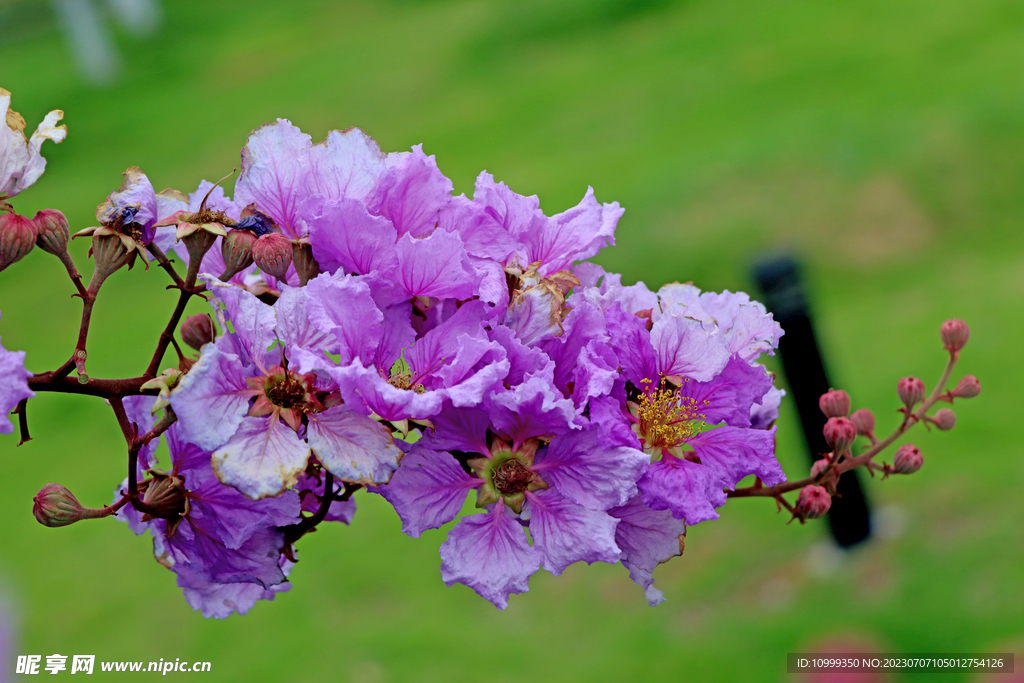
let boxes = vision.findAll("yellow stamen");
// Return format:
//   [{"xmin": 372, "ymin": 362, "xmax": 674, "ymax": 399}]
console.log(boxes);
[{"xmin": 633, "ymin": 377, "xmax": 706, "ymax": 450}]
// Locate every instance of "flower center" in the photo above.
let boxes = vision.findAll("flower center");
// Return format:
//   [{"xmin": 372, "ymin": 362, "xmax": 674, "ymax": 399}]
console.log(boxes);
[
  {"xmin": 492, "ymin": 458, "xmax": 534, "ymax": 496},
  {"xmin": 264, "ymin": 373, "xmax": 308, "ymax": 409},
  {"xmin": 632, "ymin": 377, "xmax": 707, "ymax": 450}
]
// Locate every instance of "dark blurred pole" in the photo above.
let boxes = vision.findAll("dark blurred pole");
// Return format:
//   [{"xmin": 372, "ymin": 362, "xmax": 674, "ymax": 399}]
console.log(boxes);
[{"xmin": 753, "ymin": 255, "xmax": 871, "ymax": 547}]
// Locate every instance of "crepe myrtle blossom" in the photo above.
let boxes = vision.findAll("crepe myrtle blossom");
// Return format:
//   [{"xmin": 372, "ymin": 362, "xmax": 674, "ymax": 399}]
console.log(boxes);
[
  {"xmin": 605, "ymin": 302, "xmax": 785, "ymax": 525},
  {"xmin": 169, "ymin": 281, "xmax": 402, "ymax": 500},
  {"xmin": 9, "ymin": 107, "xmax": 974, "ymax": 617},
  {"xmin": 113, "ymin": 396, "xmax": 299, "ymax": 618},
  {"xmin": 296, "ymin": 276, "xmax": 511, "ymax": 424},
  {"xmin": 372, "ymin": 376, "xmax": 649, "ymax": 608},
  {"xmin": 72, "ymin": 167, "xmax": 160, "ymax": 264},
  {"xmin": 0, "ymin": 88, "xmax": 66, "ymax": 203}
]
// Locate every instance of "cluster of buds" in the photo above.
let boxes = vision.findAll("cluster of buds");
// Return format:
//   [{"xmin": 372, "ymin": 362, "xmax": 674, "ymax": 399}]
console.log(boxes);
[
  {"xmin": 786, "ymin": 318, "xmax": 981, "ymax": 521},
  {"xmin": 0, "ymin": 88, "xmax": 982, "ymax": 618},
  {"xmin": 0, "ymin": 210, "xmax": 71, "ymax": 273}
]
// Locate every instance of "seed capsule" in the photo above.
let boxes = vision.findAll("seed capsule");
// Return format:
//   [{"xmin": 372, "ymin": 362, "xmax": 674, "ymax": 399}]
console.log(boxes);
[{"xmin": 252, "ymin": 232, "xmax": 293, "ymax": 282}]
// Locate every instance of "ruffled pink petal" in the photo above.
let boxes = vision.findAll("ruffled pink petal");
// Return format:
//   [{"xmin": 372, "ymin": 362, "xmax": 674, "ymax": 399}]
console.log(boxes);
[
  {"xmin": 532, "ymin": 419, "xmax": 647, "ymax": 511},
  {"xmin": 524, "ymin": 488, "xmax": 620, "ymax": 576},
  {"xmin": 306, "ymin": 405, "xmax": 402, "ymax": 485},
  {"xmin": 688, "ymin": 425, "xmax": 784, "ymax": 489},
  {"xmin": 677, "ymin": 355, "xmax": 774, "ymax": 428},
  {"xmin": 234, "ymin": 119, "xmax": 312, "ymax": 238},
  {"xmin": 439, "ymin": 506, "xmax": 539, "ymax": 609},
  {"xmin": 369, "ymin": 145, "xmax": 452, "ymax": 238},
  {"xmin": 394, "ymin": 229, "xmax": 479, "ymax": 300},
  {"xmin": 170, "ymin": 343, "xmax": 251, "ymax": 451},
  {"xmin": 651, "ymin": 313, "xmax": 730, "ymax": 382},
  {"xmin": 211, "ymin": 417, "xmax": 311, "ymax": 500},
  {"xmin": 304, "ymin": 273, "xmax": 384, "ymax": 366},
  {"xmin": 519, "ymin": 187, "xmax": 622, "ymax": 275},
  {"xmin": 302, "ymin": 195, "xmax": 398, "ymax": 276},
  {"xmin": 301, "ymin": 127, "xmax": 387, "ymax": 203},
  {"xmin": 637, "ymin": 454, "xmax": 725, "ymax": 524},
  {"xmin": 371, "ymin": 445, "xmax": 480, "ymax": 538},
  {"xmin": 608, "ymin": 494, "xmax": 686, "ymax": 606}
]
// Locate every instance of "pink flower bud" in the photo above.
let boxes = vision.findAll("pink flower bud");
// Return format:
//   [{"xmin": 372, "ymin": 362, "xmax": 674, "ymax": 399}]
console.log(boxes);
[
  {"xmin": 823, "ymin": 416, "xmax": 857, "ymax": 454},
  {"xmin": 952, "ymin": 375, "xmax": 980, "ymax": 399},
  {"xmin": 32, "ymin": 484, "xmax": 87, "ymax": 527},
  {"xmin": 252, "ymin": 232, "xmax": 293, "ymax": 282},
  {"xmin": 180, "ymin": 313, "xmax": 215, "ymax": 351},
  {"xmin": 940, "ymin": 319, "xmax": 969, "ymax": 353},
  {"xmin": 0, "ymin": 212, "xmax": 37, "ymax": 271},
  {"xmin": 892, "ymin": 444, "xmax": 923, "ymax": 474},
  {"xmin": 897, "ymin": 377, "xmax": 925, "ymax": 409},
  {"xmin": 810, "ymin": 458, "xmax": 830, "ymax": 478},
  {"xmin": 931, "ymin": 408, "xmax": 956, "ymax": 431},
  {"xmin": 220, "ymin": 228, "xmax": 257, "ymax": 280},
  {"xmin": 850, "ymin": 408, "xmax": 875, "ymax": 437},
  {"xmin": 31, "ymin": 209, "xmax": 69, "ymax": 256},
  {"xmin": 818, "ymin": 388, "xmax": 850, "ymax": 418},
  {"xmin": 796, "ymin": 485, "xmax": 832, "ymax": 519}
]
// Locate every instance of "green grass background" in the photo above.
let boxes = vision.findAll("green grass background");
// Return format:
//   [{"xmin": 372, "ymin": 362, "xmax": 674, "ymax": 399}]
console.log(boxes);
[{"xmin": 0, "ymin": 0, "xmax": 1020, "ymax": 680}]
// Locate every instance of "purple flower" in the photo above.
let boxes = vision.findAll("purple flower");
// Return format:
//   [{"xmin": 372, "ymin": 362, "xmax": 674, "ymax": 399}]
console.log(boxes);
[
  {"xmin": 113, "ymin": 400, "xmax": 300, "ymax": 619},
  {"xmin": 605, "ymin": 304, "xmax": 785, "ymax": 524},
  {"xmin": 0, "ymin": 311, "xmax": 33, "ymax": 435},
  {"xmin": 170, "ymin": 282, "xmax": 402, "ymax": 499},
  {"xmin": 374, "ymin": 385, "xmax": 647, "ymax": 608}
]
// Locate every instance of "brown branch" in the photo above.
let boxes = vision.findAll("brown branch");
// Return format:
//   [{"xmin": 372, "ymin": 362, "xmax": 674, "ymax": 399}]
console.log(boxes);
[
  {"xmin": 109, "ymin": 398, "xmax": 178, "ymax": 516},
  {"xmin": 146, "ymin": 242, "xmax": 185, "ymax": 290},
  {"xmin": 14, "ymin": 398, "xmax": 30, "ymax": 446},
  {"xmin": 56, "ymin": 250, "xmax": 88, "ymax": 298},
  {"xmin": 28, "ymin": 372, "xmax": 157, "ymax": 399},
  {"xmin": 143, "ymin": 247, "xmax": 206, "ymax": 378}
]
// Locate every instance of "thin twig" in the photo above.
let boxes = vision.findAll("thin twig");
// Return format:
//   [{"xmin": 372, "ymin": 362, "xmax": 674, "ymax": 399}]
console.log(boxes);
[
  {"xmin": 146, "ymin": 243, "xmax": 186, "ymax": 290},
  {"xmin": 15, "ymin": 398, "xmax": 30, "ymax": 446},
  {"xmin": 729, "ymin": 354, "xmax": 958, "ymax": 499}
]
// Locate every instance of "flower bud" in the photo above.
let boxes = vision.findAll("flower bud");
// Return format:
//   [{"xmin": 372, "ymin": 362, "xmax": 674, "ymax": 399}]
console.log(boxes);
[
  {"xmin": 89, "ymin": 233, "xmax": 135, "ymax": 287},
  {"xmin": 823, "ymin": 416, "xmax": 857, "ymax": 454},
  {"xmin": 32, "ymin": 483, "xmax": 98, "ymax": 527},
  {"xmin": 0, "ymin": 212, "xmax": 36, "ymax": 271},
  {"xmin": 940, "ymin": 319, "xmax": 969, "ymax": 353},
  {"xmin": 31, "ymin": 209, "xmax": 69, "ymax": 256},
  {"xmin": 220, "ymin": 228, "xmax": 257, "ymax": 280},
  {"xmin": 952, "ymin": 375, "xmax": 980, "ymax": 399},
  {"xmin": 180, "ymin": 313, "xmax": 215, "ymax": 351},
  {"xmin": 892, "ymin": 444, "xmax": 923, "ymax": 474},
  {"xmin": 180, "ymin": 225, "xmax": 219, "ymax": 265},
  {"xmin": 796, "ymin": 485, "xmax": 831, "ymax": 519},
  {"xmin": 292, "ymin": 239, "xmax": 321, "ymax": 286},
  {"xmin": 931, "ymin": 408, "xmax": 956, "ymax": 431},
  {"xmin": 818, "ymin": 389, "xmax": 850, "ymax": 418},
  {"xmin": 252, "ymin": 232, "xmax": 293, "ymax": 282},
  {"xmin": 850, "ymin": 408, "xmax": 875, "ymax": 437},
  {"xmin": 140, "ymin": 470, "xmax": 188, "ymax": 522},
  {"xmin": 810, "ymin": 458, "xmax": 830, "ymax": 479},
  {"xmin": 898, "ymin": 377, "xmax": 925, "ymax": 409}
]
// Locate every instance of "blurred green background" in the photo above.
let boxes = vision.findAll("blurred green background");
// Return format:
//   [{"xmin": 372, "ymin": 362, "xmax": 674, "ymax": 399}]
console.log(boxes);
[{"xmin": 0, "ymin": 0, "xmax": 1019, "ymax": 680}]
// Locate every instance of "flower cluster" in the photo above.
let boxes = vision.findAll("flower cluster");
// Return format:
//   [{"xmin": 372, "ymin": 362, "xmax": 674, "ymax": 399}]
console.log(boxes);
[{"xmin": 0, "ymin": 90, "xmax": 980, "ymax": 619}]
